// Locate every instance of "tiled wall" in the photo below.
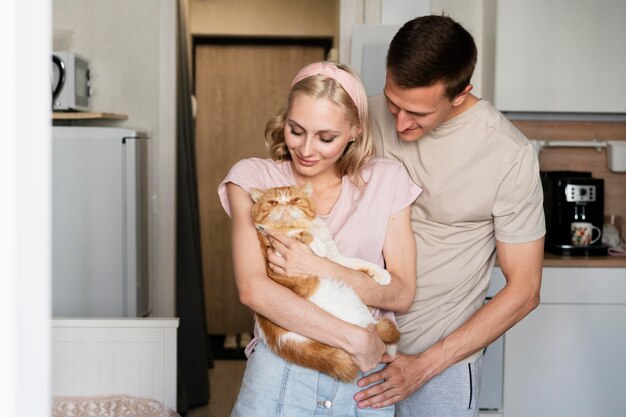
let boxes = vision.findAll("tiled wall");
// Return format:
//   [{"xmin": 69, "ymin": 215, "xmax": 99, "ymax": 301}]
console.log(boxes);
[{"xmin": 512, "ymin": 120, "xmax": 626, "ymax": 237}]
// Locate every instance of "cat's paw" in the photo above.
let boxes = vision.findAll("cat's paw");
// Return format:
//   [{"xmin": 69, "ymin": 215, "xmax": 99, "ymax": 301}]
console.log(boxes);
[
  {"xmin": 287, "ymin": 229, "xmax": 314, "ymax": 245},
  {"xmin": 385, "ymin": 344, "xmax": 397, "ymax": 358},
  {"xmin": 366, "ymin": 267, "xmax": 391, "ymax": 285},
  {"xmin": 308, "ymin": 239, "xmax": 328, "ymax": 258}
]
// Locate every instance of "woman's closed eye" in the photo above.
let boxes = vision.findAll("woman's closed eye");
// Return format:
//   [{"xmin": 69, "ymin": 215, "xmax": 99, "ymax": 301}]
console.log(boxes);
[
  {"xmin": 318, "ymin": 135, "xmax": 337, "ymax": 143},
  {"xmin": 289, "ymin": 128, "xmax": 336, "ymax": 143}
]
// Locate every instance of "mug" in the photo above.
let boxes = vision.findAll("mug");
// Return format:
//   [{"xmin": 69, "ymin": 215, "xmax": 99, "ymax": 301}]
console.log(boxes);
[{"xmin": 570, "ymin": 222, "xmax": 602, "ymax": 247}]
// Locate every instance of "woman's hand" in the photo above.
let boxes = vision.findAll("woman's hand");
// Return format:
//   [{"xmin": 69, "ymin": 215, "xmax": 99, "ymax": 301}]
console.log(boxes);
[
  {"xmin": 265, "ymin": 230, "xmax": 327, "ymax": 278},
  {"xmin": 347, "ymin": 324, "xmax": 386, "ymax": 372}
]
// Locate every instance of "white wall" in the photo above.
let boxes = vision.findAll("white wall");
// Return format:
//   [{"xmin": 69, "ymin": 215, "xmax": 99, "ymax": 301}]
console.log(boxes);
[
  {"xmin": 340, "ymin": 0, "xmax": 496, "ymax": 100},
  {"xmin": 0, "ymin": 0, "xmax": 51, "ymax": 415},
  {"xmin": 381, "ymin": 0, "xmax": 429, "ymax": 23},
  {"xmin": 430, "ymin": 0, "xmax": 495, "ymax": 101},
  {"xmin": 52, "ymin": 0, "xmax": 177, "ymax": 316}
]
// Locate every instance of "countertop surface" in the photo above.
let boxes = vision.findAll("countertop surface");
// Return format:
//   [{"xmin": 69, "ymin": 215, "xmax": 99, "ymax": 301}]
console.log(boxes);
[
  {"xmin": 542, "ymin": 252, "xmax": 626, "ymax": 268},
  {"xmin": 495, "ymin": 252, "xmax": 626, "ymax": 268}
]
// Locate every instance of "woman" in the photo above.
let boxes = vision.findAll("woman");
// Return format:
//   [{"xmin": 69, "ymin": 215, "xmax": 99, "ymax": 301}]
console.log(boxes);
[{"xmin": 218, "ymin": 61, "xmax": 421, "ymax": 416}]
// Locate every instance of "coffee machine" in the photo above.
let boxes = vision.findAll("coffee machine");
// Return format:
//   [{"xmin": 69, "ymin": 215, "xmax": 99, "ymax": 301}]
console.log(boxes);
[{"xmin": 541, "ymin": 171, "xmax": 607, "ymax": 256}]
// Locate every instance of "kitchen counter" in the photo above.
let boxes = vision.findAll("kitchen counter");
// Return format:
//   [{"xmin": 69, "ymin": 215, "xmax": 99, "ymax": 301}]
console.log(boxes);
[
  {"xmin": 495, "ymin": 252, "xmax": 626, "ymax": 268},
  {"xmin": 542, "ymin": 252, "xmax": 626, "ymax": 268}
]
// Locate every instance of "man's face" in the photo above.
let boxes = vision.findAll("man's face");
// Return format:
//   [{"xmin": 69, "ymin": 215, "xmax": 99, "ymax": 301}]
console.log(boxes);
[{"xmin": 384, "ymin": 74, "xmax": 463, "ymax": 142}]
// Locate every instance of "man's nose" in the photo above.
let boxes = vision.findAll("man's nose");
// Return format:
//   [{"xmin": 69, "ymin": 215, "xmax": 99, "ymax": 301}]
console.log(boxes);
[{"xmin": 395, "ymin": 110, "xmax": 414, "ymax": 132}]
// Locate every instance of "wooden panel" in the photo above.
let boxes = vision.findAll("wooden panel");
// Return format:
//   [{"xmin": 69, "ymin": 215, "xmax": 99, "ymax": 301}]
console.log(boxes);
[
  {"xmin": 513, "ymin": 120, "xmax": 626, "ymax": 238},
  {"xmin": 194, "ymin": 43, "xmax": 325, "ymax": 334},
  {"xmin": 512, "ymin": 120, "xmax": 626, "ymax": 141}
]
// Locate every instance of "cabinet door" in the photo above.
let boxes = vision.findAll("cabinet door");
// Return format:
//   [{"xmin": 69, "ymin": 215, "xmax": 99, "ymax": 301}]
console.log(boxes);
[
  {"xmin": 503, "ymin": 304, "xmax": 626, "ymax": 417},
  {"xmin": 494, "ymin": 0, "xmax": 626, "ymax": 113}
]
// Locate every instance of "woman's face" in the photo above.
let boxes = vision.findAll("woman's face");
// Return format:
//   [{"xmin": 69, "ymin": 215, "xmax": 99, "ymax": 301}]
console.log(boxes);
[{"xmin": 284, "ymin": 94, "xmax": 354, "ymax": 180}]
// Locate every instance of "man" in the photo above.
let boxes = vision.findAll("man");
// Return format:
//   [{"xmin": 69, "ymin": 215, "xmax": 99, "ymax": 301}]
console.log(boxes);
[{"xmin": 354, "ymin": 15, "xmax": 546, "ymax": 417}]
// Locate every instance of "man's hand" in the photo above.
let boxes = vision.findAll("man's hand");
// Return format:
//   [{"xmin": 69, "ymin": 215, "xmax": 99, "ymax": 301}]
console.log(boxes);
[{"xmin": 354, "ymin": 352, "xmax": 435, "ymax": 409}]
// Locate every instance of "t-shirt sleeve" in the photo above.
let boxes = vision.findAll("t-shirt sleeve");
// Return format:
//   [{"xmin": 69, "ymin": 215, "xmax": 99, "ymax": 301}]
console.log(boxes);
[
  {"xmin": 390, "ymin": 162, "xmax": 422, "ymax": 215},
  {"xmin": 492, "ymin": 143, "xmax": 546, "ymax": 243},
  {"xmin": 217, "ymin": 158, "xmax": 266, "ymax": 217}
]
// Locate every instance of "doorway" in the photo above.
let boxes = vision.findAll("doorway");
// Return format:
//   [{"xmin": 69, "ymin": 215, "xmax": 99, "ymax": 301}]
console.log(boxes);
[{"xmin": 193, "ymin": 37, "xmax": 331, "ymax": 337}]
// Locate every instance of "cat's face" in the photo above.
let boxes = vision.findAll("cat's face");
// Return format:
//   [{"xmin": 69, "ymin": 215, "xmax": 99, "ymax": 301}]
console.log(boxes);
[{"xmin": 250, "ymin": 184, "xmax": 315, "ymax": 226}]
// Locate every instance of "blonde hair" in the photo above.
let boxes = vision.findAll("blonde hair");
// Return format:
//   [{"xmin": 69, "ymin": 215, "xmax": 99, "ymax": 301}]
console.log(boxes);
[{"xmin": 265, "ymin": 62, "xmax": 373, "ymax": 186}]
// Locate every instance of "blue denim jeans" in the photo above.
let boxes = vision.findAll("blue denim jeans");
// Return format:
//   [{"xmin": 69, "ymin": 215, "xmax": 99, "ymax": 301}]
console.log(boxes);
[{"xmin": 230, "ymin": 341, "xmax": 394, "ymax": 417}]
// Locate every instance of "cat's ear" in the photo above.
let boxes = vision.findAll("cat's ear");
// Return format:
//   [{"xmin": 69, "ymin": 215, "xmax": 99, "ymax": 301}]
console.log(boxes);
[
  {"xmin": 301, "ymin": 182, "xmax": 313, "ymax": 196},
  {"xmin": 250, "ymin": 188, "xmax": 265, "ymax": 203}
]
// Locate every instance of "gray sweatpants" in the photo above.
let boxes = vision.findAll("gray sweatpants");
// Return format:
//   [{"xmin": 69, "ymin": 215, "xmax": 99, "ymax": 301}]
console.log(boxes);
[{"xmin": 396, "ymin": 355, "xmax": 484, "ymax": 417}]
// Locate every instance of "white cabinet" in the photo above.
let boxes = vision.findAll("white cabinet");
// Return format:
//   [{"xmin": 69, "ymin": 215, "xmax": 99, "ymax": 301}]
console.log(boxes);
[
  {"xmin": 494, "ymin": 0, "xmax": 626, "ymax": 113},
  {"xmin": 502, "ymin": 267, "xmax": 626, "ymax": 417}
]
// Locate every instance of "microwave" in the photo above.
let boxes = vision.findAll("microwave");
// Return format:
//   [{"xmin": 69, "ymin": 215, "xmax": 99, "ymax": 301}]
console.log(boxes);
[{"xmin": 52, "ymin": 51, "xmax": 92, "ymax": 111}]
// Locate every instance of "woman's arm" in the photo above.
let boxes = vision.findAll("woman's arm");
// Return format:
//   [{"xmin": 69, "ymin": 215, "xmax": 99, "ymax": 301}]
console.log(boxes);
[
  {"xmin": 267, "ymin": 206, "xmax": 416, "ymax": 313},
  {"xmin": 226, "ymin": 183, "xmax": 385, "ymax": 371}
]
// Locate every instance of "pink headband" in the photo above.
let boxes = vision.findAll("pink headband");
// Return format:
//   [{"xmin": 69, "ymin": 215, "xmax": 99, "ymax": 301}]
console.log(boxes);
[{"xmin": 290, "ymin": 62, "xmax": 366, "ymax": 122}]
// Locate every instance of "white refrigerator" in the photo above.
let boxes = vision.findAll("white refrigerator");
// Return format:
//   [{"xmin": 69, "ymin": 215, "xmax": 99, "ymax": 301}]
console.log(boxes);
[{"xmin": 52, "ymin": 126, "xmax": 150, "ymax": 317}]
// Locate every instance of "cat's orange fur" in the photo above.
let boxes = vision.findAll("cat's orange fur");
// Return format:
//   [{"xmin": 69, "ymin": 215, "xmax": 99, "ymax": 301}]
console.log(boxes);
[{"xmin": 250, "ymin": 184, "xmax": 400, "ymax": 382}]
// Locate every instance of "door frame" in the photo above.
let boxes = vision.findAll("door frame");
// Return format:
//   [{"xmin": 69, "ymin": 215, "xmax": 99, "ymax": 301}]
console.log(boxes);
[{"xmin": 192, "ymin": 36, "xmax": 333, "ymax": 89}]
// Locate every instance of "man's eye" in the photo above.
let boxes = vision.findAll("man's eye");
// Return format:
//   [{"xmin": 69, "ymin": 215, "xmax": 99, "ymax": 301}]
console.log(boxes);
[{"xmin": 386, "ymin": 101, "xmax": 398, "ymax": 112}]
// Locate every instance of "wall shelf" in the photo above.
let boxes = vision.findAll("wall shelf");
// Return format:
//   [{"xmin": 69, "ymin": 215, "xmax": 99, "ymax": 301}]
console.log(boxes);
[
  {"xmin": 52, "ymin": 112, "xmax": 128, "ymax": 120},
  {"xmin": 531, "ymin": 139, "xmax": 626, "ymax": 173}
]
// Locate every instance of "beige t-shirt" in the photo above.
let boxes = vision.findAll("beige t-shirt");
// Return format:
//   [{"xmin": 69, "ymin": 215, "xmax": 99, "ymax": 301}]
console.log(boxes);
[{"xmin": 369, "ymin": 95, "xmax": 546, "ymax": 363}]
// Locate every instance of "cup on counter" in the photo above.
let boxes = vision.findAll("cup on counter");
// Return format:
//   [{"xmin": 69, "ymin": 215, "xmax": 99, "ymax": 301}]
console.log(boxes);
[
  {"xmin": 570, "ymin": 222, "xmax": 602, "ymax": 247},
  {"xmin": 603, "ymin": 214, "xmax": 624, "ymax": 249}
]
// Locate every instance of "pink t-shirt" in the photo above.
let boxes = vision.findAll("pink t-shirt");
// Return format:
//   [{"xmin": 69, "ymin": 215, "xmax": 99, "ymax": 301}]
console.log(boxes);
[
  {"xmin": 219, "ymin": 157, "xmax": 421, "ymax": 267},
  {"xmin": 218, "ymin": 157, "xmax": 422, "ymax": 355}
]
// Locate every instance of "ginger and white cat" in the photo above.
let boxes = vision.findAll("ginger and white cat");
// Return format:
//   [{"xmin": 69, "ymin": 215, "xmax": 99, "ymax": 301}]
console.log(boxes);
[{"xmin": 250, "ymin": 183, "xmax": 400, "ymax": 382}]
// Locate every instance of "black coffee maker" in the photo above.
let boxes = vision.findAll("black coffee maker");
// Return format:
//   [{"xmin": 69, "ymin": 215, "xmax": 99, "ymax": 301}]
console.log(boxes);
[{"xmin": 541, "ymin": 171, "xmax": 607, "ymax": 256}]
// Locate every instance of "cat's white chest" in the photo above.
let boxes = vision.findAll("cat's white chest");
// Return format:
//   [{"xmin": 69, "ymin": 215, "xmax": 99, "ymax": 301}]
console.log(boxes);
[
  {"xmin": 276, "ymin": 277, "xmax": 376, "ymax": 345},
  {"xmin": 309, "ymin": 278, "xmax": 375, "ymax": 327}
]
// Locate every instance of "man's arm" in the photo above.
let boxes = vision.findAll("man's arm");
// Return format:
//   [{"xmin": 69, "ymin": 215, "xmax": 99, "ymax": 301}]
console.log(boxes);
[{"xmin": 354, "ymin": 237, "xmax": 544, "ymax": 409}]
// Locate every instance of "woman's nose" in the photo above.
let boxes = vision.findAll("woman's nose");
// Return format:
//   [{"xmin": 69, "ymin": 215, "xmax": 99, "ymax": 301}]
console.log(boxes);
[{"xmin": 300, "ymin": 136, "xmax": 315, "ymax": 156}]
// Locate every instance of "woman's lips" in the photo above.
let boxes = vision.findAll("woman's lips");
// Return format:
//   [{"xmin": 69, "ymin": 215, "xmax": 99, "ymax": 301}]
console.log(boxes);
[{"xmin": 295, "ymin": 155, "xmax": 318, "ymax": 167}]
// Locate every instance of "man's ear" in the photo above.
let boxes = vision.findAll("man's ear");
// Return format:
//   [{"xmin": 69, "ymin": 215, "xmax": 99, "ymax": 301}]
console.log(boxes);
[{"xmin": 452, "ymin": 84, "xmax": 473, "ymax": 107}]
